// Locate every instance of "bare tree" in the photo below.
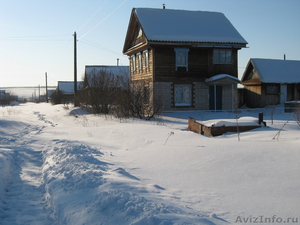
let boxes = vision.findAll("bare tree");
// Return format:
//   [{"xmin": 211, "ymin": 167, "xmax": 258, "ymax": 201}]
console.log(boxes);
[
  {"xmin": 84, "ymin": 69, "xmax": 121, "ymax": 114},
  {"xmin": 115, "ymin": 81, "xmax": 164, "ymax": 120},
  {"xmin": 82, "ymin": 68, "xmax": 163, "ymax": 120}
]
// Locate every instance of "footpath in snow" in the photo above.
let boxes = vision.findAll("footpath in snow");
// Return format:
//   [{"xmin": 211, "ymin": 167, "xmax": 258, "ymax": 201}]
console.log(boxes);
[{"xmin": 1, "ymin": 103, "xmax": 300, "ymax": 225}]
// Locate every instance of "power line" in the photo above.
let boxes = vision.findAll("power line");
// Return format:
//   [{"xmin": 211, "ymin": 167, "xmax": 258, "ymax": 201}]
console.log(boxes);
[
  {"xmin": 0, "ymin": 34, "xmax": 70, "ymax": 39},
  {"xmin": 79, "ymin": 38, "xmax": 123, "ymax": 56},
  {"xmin": 77, "ymin": 0, "xmax": 109, "ymax": 32},
  {"xmin": 78, "ymin": 0, "xmax": 128, "ymax": 40}
]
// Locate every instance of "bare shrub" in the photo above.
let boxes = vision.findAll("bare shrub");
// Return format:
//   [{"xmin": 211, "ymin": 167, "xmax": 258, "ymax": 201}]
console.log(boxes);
[
  {"xmin": 293, "ymin": 105, "xmax": 300, "ymax": 126},
  {"xmin": 84, "ymin": 69, "xmax": 122, "ymax": 114},
  {"xmin": 50, "ymin": 89, "xmax": 63, "ymax": 105},
  {"xmin": 115, "ymin": 81, "xmax": 164, "ymax": 120},
  {"xmin": 82, "ymin": 68, "xmax": 163, "ymax": 120}
]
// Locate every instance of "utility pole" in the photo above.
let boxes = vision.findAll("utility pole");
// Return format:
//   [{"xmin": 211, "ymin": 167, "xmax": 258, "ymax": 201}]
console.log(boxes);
[
  {"xmin": 45, "ymin": 72, "xmax": 48, "ymax": 103},
  {"xmin": 38, "ymin": 85, "xmax": 40, "ymax": 103},
  {"xmin": 74, "ymin": 31, "xmax": 78, "ymax": 106}
]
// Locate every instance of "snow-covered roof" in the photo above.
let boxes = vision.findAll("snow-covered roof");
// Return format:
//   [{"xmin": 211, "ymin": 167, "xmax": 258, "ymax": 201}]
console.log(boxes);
[
  {"xmin": 58, "ymin": 81, "xmax": 83, "ymax": 95},
  {"xmin": 85, "ymin": 65, "xmax": 129, "ymax": 87},
  {"xmin": 134, "ymin": 8, "xmax": 247, "ymax": 45},
  {"xmin": 85, "ymin": 65, "xmax": 129, "ymax": 75},
  {"xmin": 205, "ymin": 74, "xmax": 240, "ymax": 83},
  {"xmin": 249, "ymin": 58, "xmax": 300, "ymax": 83}
]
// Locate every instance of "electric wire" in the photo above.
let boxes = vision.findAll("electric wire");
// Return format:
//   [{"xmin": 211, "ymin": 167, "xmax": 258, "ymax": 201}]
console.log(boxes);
[
  {"xmin": 0, "ymin": 34, "xmax": 70, "ymax": 41},
  {"xmin": 78, "ymin": 0, "xmax": 128, "ymax": 40},
  {"xmin": 77, "ymin": 0, "xmax": 109, "ymax": 32},
  {"xmin": 79, "ymin": 38, "xmax": 123, "ymax": 56}
]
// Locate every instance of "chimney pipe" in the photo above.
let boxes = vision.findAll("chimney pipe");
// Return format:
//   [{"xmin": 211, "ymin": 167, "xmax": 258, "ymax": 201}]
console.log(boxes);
[
  {"xmin": 163, "ymin": 4, "xmax": 165, "ymax": 9},
  {"xmin": 284, "ymin": 54, "xmax": 286, "ymax": 60},
  {"xmin": 117, "ymin": 58, "xmax": 119, "ymax": 66}
]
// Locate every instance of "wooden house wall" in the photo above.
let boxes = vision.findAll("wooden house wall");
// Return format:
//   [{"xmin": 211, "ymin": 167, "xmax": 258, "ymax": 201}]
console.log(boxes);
[
  {"xmin": 153, "ymin": 46, "xmax": 238, "ymax": 83},
  {"xmin": 244, "ymin": 84, "xmax": 281, "ymax": 108},
  {"xmin": 130, "ymin": 48, "xmax": 153, "ymax": 83},
  {"xmin": 244, "ymin": 85, "xmax": 262, "ymax": 108},
  {"xmin": 212, "ymin": 49, "xmax": 238, "ymax": 77},
  {"xmin": 261, "ymin": 83, "xmax": 280, "ymax": 106}
]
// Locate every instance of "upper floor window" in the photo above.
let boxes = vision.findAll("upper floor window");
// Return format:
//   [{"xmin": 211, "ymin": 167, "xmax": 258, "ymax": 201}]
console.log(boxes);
[
  {"xmin": 137, "ymin": 52, "xmax": 142, "ymax": 71},
  {"xmin": 213, "ymin": 49, "xmax": 232, "ymax": 64},
  {"xmin": 175, "ymin": 48, "xmax": 189, "ymax": 71},
  {"xmin": 131, "ymin": 55, "xmax": 136, "ymax": 71},
  {"xmin": 143, "ymin": 49, "xmax": 149, "ymax": 68}
]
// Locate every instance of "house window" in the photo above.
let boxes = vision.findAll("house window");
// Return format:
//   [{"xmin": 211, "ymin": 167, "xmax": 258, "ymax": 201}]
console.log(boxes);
[
  {"xmin": 266, "ymin": 84, "xmax": 279, "ymax": 95},
  {"xmin": 175, "ymin": 48, "xmax": 189, "ymax": 71},
  {"xmin": 143, "ymin": 49, "xmax": 149, "ymax": 68},
  {"xmin": 137, "ymin": 52, "xmax": 142, "ymax": 71},
  {"xmin": 131, "ymin": 55, "xmax": 136, "ymax": 71},
  {"xmin": 213, "ymin": 49, "xmax": 232, "ymax": 64},
  {"xmin": 137, "ymin": 27, "xmax": 143, "ymax": 38},
  {"xmin": 174, "ymin": 84, "xmax": 192, "ymax": 106}
]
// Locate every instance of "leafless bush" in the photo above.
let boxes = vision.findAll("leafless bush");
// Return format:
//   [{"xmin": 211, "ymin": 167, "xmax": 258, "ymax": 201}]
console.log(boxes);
[
  {"xmin": 82, "ymin": 68, "xmax": 163, "ymax": 120},
  {"xmin": 115, "ymin": 81, "xmax": 164, "ymax": 120},
  {"xmin": 50, "ymin": 89, "xmax": 63, "ymax": 105},
  {"xmin": 293, "ymin": 105, "xmax": 300, "ymax": 126},
  {"xmin": 83, "ymin": 69, "xmax": 123, "ymax": 114}
]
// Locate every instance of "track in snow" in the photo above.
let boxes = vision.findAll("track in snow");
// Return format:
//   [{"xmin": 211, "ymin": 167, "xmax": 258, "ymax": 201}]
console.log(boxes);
[{"xmin": 0, "ymin": 113, "xmax": 54, "ymax": 225}]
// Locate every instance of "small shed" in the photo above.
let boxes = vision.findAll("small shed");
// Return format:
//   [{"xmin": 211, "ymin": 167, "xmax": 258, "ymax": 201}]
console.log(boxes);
[{"xmin": 241, "ymin": 58, "xmax": 300, "ymax": 108}]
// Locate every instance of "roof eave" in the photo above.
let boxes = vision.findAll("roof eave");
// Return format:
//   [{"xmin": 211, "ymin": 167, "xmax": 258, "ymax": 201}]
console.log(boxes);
[{"xmin": 147, "ymin": 40, "xmax": 247, "ymax": 48}]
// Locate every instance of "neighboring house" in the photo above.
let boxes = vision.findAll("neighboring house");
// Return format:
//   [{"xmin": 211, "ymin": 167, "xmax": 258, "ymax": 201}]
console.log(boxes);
[
  {"xmin": 83, "ymin": 65, "xmax": 129, "ymax": 88},
  {"xmin": 82, "ymin": 65, "xmax": 130, "ymax": 113},
  {"xmin": 122, "ymin": 7, "xmax": 247, "ymax": 111},
  {"xmin": 51, "ymin": 81, "xmax": 83, "ymax": 103},
  {"xmin": 241, "ymin": 58, "xmax": 300, "ymax": 108}
]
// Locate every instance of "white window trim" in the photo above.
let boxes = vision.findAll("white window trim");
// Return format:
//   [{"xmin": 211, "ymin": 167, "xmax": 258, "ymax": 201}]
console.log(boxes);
[
  {"xmin": 174, "ymin": 48, "xmax": 189, "ymax": 71},
  {"xmin": 143, "ymin": 49, "xmax": 149, "ymax": 69},
  {"xmin": 131, "ymin": 55, "xmax": 136, "ymax": 71},
  {"xmin": 137, "ymin": 52, "xmax": 142, "ymax": 71},
  {"xmin": 174, "ymin": 84, "xmax": 192, "ymax": 107}
]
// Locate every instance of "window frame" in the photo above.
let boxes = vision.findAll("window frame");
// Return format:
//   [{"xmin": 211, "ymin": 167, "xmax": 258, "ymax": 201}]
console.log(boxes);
[
  {"xmin": 265, "ymin": 84, "xmax": 280, "ymax": 95},
  {"xmin": 174, "ymin": 48, "xmax": 189, "ymax": 71},
  {"xmin": 137, "ymin": 52, "xmax": 142, "ymax": 71},
  {"xmin": 213, "ymin": 49, "xmax": 232, "ymax": 64},
  {"xmin": 143, "ymin": 49, "xmax": 149, "ymax": 69},
  {"xmin": 174, "ymin": 84, "xmax": 192, "ymax": 107},
  {"xmin": 131, "ymin": 55, "xmax": 136, "ymax": 72}
]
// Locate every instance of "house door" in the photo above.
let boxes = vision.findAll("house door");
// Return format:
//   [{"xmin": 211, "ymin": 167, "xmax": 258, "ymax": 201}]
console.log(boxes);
[{"xmin": 209, "ymin": 85, "xmax": 223, "ymax": 110}]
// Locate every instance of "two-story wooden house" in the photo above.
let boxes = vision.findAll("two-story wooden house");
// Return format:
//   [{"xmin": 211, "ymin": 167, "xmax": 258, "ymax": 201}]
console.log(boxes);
[{"xmin": 123, "ymin": 7, "xmax": 247, "ymax": 111}]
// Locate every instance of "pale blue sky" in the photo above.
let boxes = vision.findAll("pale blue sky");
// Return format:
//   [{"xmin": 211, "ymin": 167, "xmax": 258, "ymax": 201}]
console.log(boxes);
[{"xmin": 1, "ymin": 0, "xmax": 299, "ymax": 87}]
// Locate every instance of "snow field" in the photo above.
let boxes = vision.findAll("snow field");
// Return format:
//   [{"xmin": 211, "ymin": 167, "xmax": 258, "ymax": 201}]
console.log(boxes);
[{"xmin": 0, "ymin": 103, "xmax": 300, "ymax": 224}]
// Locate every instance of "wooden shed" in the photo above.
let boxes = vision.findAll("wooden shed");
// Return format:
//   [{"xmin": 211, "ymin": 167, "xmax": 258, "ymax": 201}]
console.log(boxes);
[{"xmin": 241, "ymin": 58, "xmax": 300, "ymax": 108}]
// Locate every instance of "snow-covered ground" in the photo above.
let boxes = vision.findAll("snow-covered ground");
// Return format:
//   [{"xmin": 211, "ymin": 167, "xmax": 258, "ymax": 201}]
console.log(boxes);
[{"xmin": 0, "ymin": 103, "xmax": 299, "ymax": 225}]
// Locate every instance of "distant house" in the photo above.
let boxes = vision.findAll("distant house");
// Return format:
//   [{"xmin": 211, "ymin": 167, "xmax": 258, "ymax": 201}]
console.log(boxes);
[
  {"xmin": 241, "ymin": 58, "xmax": 300, "ymax": 108},
  {"xmin": 51, "ymin": 81, "xmax": 83, "ymax": 104},
  {"xmin": 82, "ymin": 65, "xmax": 130, "ymax": 113},
  {"xmin": 122, "ymin": 7, "xmax": 247, "ymax": 111},
  {"xmin": 83, "ymin": 65, "xmax": 129, "ymax": 88}
]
